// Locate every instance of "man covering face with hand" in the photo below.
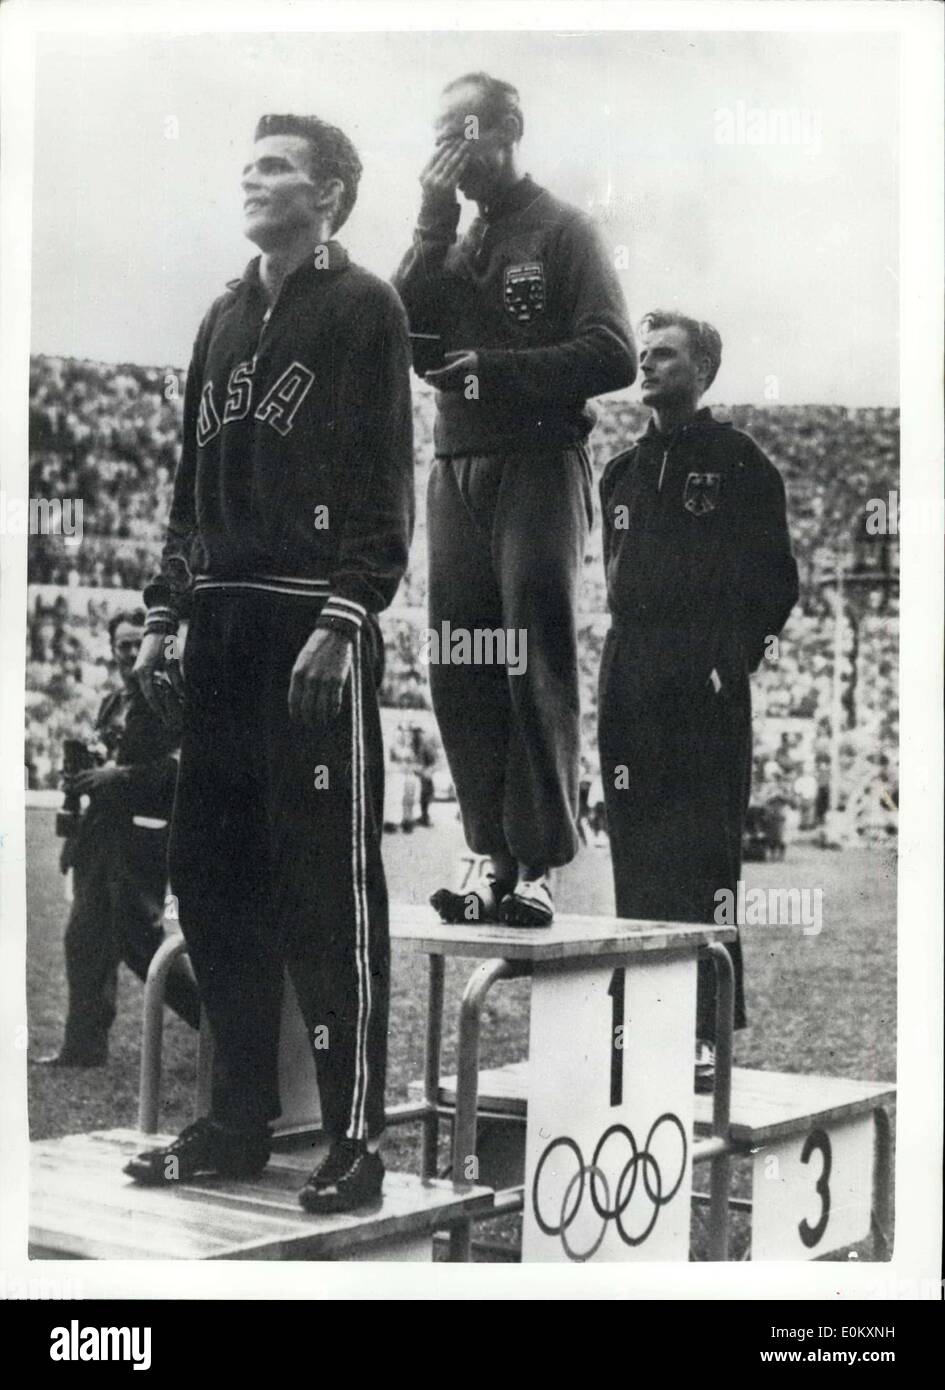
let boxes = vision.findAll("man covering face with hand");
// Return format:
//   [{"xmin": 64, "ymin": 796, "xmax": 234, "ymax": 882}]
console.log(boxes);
[{"xmin": 394, "ymin": 72, "xmax": 635, "ymax": 927}]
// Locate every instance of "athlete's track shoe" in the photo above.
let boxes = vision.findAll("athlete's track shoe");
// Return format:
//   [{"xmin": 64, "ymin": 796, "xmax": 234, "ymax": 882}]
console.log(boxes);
[
  {"xmin": 123, "ymin": 1117, "xmax": 271, "ymax": 1185},
  {"xmin": 430, "ymin": 870, "xmax": 516, "ymax": 925},
  {"xmin": 298, "ymin": 1139, "xmax": 385, "ymax": 1214},
  {"xmin": 499, "ymin": 876, "xmax": 554, "ymax": 927},
  {"xmin": 31, "ymin": 1049, "xmax": 106, "ymax": 1068}
]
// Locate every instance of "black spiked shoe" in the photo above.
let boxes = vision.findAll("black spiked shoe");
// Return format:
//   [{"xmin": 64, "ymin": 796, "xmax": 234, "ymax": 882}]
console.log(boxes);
[
  {"xmin": 298, "ymin": 1138, "xmax": 384, "ymax": 1215},
  {"xmin": 123, "ymin": 1117, "xmax": 271, "ymax": 1186}
]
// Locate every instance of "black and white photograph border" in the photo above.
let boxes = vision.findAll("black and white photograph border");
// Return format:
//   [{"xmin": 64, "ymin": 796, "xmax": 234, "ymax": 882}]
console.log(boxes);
[{"xmin": 0, "ymin": 0, "xmax": 941, "ymax": 1302}]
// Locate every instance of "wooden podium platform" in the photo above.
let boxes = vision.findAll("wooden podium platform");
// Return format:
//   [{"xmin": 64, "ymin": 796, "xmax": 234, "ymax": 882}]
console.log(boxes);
[
  {"xmin": 424, "ymin": 1062, "xmax": 895, "ymax": 1144},
  {"xmin": 30, "ymin": 902, "xmax": 893, "ymax": 1264},
  {"xmin": 30, "ymin": 1130, "xmax": 494, "ymax": 1262}
]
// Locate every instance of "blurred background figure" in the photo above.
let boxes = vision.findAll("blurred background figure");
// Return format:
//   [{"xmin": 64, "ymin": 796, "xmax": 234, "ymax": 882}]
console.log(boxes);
[
  {"xmin": 384, "ymin": 723, "xmax": 422, "ymax": 834},
  {"xmin": 410, "ymin": 724, "xmax": 438, "ymax": 828},
  {"xmin": 32, "ymin": 609, "xmax": 199, "ymax": 1068},
  {"xmin": 586, "ymin": 760, "xmax": 608, "ymax": 849},
  {"xmin": 765, "ymin": 795, "xmax": 789, "ymax": 863},
  {"xmin": 794, "ymin": 766, "xmax": 819, "ymax": 831}
]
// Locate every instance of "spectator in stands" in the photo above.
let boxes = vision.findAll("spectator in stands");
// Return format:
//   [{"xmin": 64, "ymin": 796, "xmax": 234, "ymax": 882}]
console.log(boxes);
[{"xmin": 32, "ymin": 610, "xmax": 199, "ymax": 1067}]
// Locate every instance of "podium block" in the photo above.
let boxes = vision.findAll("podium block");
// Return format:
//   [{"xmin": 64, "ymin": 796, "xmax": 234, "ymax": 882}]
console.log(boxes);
[
  {"xmin": 523, "ymin": 954, "xmax": 696, "ymax": 1262},
  {"xmin": 390, "ymin": 906, "xmax": 735, "ymax": 1264},
  {"xmin": 274, "ymin": 975, "xmax": 322, "ymax": 1135},
  {"xmin": 195, "ymin": 973, "xmax": 321, "ymax": 1136},
  {"xmin": 751, "ymin": 1114, "xmax": 874, "ymax": 1260}
]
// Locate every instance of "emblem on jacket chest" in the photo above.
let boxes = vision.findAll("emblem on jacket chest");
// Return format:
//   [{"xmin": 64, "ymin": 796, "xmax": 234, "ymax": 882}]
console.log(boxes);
[
  {"xmin": 503, "ymin": 262, "xmax": 546, "ymax": 323},
  {"xmin": 683, "ymin": 471, "xmax": 722, "ymax": 516}
]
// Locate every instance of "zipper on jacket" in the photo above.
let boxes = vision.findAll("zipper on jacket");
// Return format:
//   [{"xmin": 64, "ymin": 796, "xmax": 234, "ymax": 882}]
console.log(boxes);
[
  {"xmin": 255, "ymin": 301, "xmax": 275, "ymax": 356},
  {"xmin": 657, "ymin": 444, "xmax": 670, "ymax": 493},
  {"xmin": 253, "ymin": 250, "xmax": 336, "ymax": 355},
  {"xmin": 657, "ymin": 422, "xmax": 691, "ymax": 493},
  {"xmin": 254, "ymin": 269, "xmax": 291, "ymax": 355}
]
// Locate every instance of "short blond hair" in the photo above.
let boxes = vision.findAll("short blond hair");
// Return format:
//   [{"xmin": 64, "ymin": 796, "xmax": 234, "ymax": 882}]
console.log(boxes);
[{"xmin": 640, "ymin": 311, "xmax": 723, "ymax": 389}]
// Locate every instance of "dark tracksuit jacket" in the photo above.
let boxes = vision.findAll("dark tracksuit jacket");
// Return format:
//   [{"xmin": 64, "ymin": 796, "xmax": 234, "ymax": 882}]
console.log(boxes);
[
  {"xmin": 597, "ymin": 408, "xmax": 799, "ymax": 1038},
  {"xmin": 393, "ymin": 176, "xmax": 635, "ymax": 868},
  {"xmin": 62, "ymin": 686, "xmax": 199, "ymax": 1062},
  {"xmin": 144, "ymin": 243, "xmax": 414, "ymax": 1139}
]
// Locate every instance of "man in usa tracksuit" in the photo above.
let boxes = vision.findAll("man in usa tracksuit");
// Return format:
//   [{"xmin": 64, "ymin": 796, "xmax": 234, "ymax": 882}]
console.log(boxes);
[
  {"xmin": 125, "ymin": 115, "xmax": 414, "ymax": 1213},
  {"xmin": 598, "ymin": 311, "xmax": 798, "ymax": 1088},
  {"xmin": 394, "ymin": 71, "xmax": 635, "ymax": 926}
]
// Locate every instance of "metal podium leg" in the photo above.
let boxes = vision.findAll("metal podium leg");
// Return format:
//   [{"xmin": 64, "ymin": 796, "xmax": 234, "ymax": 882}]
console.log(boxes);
[
  {"xmin": 421, "ymin": 954, "xmax": 445, "ymax": 1180},
  {"xmin": 448, "ymin": 957, "xmax": 517, "ymax": 1262},
  {"xmin": 704, "ymin": 942, "xmax": 735, "ymax": 1261},
  {"xmin": 138, "ymin": 934, "xmax": 190, "ymax": 1134}
]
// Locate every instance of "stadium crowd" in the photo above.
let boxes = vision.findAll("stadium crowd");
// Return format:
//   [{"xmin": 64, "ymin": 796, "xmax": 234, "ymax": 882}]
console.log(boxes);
[{"xmin": 26, "ymin": 356, "xmax": 899, "ymax": 837}]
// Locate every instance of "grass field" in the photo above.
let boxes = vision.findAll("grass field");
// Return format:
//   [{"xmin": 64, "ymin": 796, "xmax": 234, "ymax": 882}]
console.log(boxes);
[{"xmin": 26, "ymin": 805, "xmax": 897, "ymax": 1259}]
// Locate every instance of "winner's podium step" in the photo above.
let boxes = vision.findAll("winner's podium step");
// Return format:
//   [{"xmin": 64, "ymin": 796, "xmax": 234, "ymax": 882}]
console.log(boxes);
[
  {"xmin": 414, "ymin": 1063, "xmax": 895, "ymax": 1143},
  {"xmin": 30, "ymin": 1129, "xmax": 494, "ymax": 1261}
]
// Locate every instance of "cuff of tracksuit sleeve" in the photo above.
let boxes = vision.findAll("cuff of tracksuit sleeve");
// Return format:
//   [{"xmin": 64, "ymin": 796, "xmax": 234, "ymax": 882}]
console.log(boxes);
[
  {"xmin": 416, "ymin": 198, "xmax": 462, "ymax": 237},
  {"xmin": 315, "ymin": 595, "xmax": 368, "ymax": 639},
  {"xmin": 144, "ymin": 605, "xmax": 180, "ymax": 636}
]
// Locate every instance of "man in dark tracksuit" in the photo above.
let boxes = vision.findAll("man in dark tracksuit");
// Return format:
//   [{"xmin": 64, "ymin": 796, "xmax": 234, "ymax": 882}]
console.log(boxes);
[
  {"xmin": 394, "ymin": 72, "xmax": 635, "ymax": 926},
  {"xmin": 125, "ymin": 115, "xmax": 414, "ymax": 1214},
  {"xmin": 598, "ymin": 311, "xmax": 798, "ymax": 1087},
  {"xmin": 34, "ymin": 611, "xmax": 199, "ymax": 1068}
]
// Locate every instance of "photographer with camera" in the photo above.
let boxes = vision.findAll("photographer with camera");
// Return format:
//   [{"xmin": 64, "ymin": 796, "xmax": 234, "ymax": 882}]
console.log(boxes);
[{"xmin": 34, "ymin": 609, "xmax": 200, "ymax": 1068}]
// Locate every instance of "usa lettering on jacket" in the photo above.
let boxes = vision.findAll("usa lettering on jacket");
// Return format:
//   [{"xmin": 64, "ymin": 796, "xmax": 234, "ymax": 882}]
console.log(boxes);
[
  {"xmin": 196, "ymin": 358, "xmax": 315, "ymax": 446},
  {"xmin": 143, "ymin": 250, "xmax": 416, "ymax": 630}
]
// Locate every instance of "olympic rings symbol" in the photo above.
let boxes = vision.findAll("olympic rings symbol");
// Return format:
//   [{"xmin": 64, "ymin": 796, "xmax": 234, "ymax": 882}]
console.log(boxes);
[{"xmin": 531, "ymin": 1114, "xmax": 688, "ymax": 1261}]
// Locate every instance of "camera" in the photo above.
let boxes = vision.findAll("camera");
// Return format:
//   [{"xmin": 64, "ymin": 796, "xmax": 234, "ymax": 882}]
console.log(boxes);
[
  {"xmin": 408, "ymin": 332, "xmax": 446, "ymax": 376},
  {"xmin": 55, "ymin": 739, "xmax": 94, "ymax": 837}
]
